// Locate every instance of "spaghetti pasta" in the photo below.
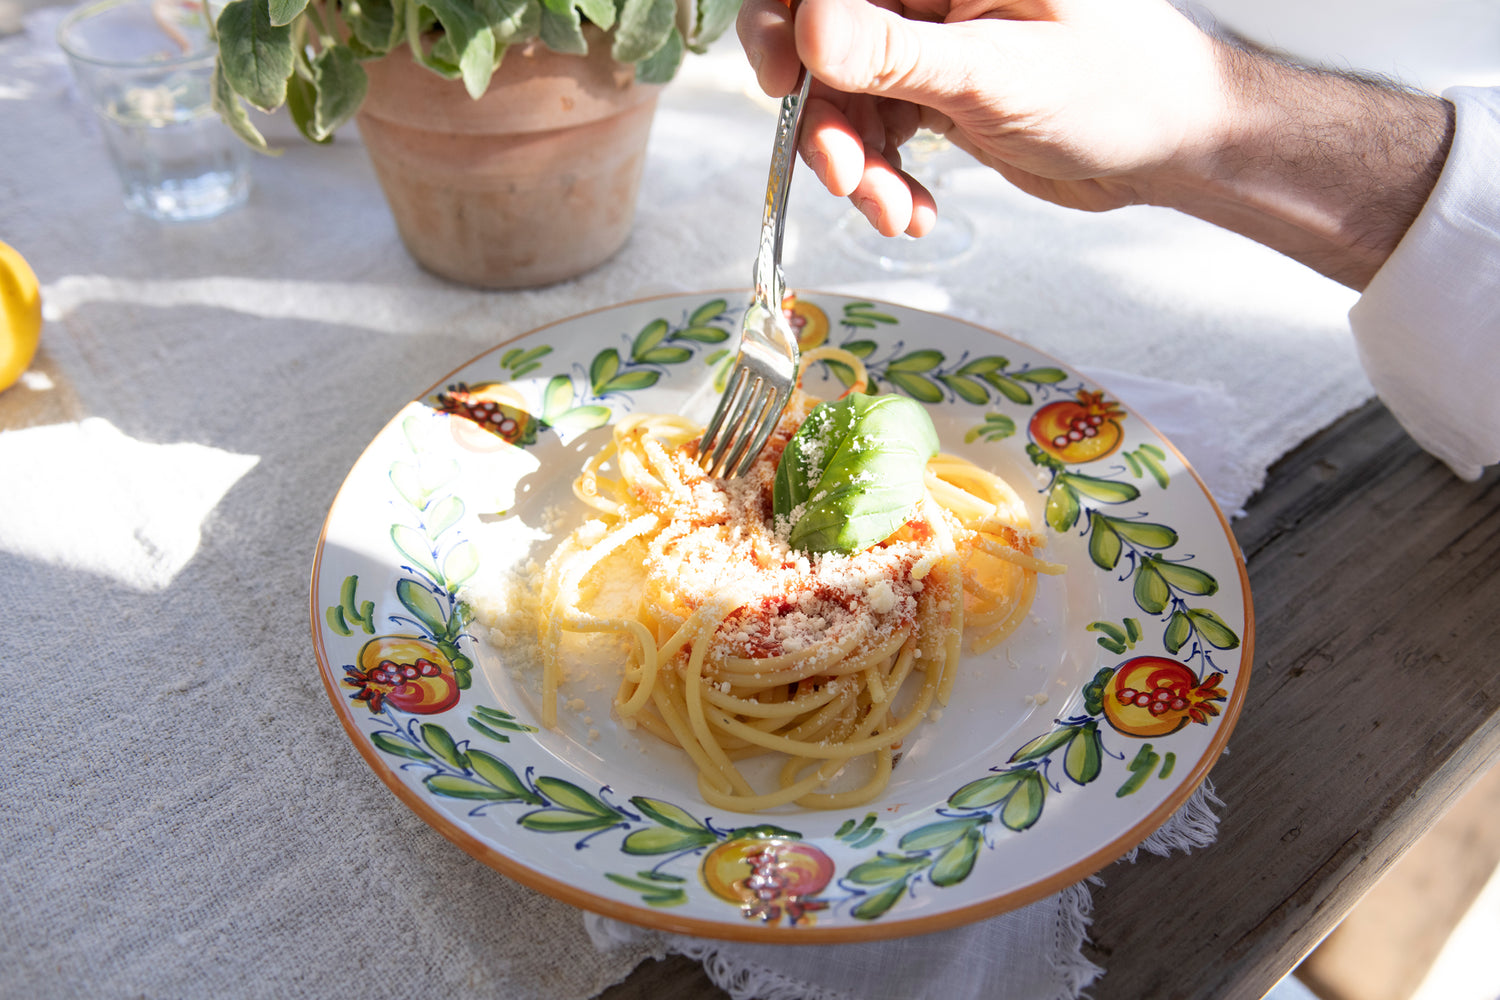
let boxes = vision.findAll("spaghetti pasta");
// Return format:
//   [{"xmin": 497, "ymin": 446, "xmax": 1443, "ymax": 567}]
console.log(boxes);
[{"xmin": 535, "ymin": 360, "xmax": 1062, "ymax": 811}]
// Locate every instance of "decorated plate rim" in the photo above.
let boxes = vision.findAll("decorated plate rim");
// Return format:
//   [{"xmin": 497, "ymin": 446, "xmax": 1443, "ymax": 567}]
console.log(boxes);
[{"xmin": 308, "ymin": 290, "xmax": 1254, "ymax": 943}]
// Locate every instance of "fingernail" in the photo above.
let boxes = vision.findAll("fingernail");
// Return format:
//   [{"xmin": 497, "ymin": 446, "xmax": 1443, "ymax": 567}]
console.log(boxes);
[
  {"xmin": 854, "ymin": 197, "xmax": 880, "ymax": 228},
  {"xmin": 747, "ymin": 47, "xmax": 764, "ymax": 74}
]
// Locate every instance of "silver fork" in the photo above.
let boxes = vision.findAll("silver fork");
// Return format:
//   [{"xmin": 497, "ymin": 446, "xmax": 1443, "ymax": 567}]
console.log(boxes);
[{"xmin": 697, "ymin": 70, "xmax": 813, "ymax": 478}]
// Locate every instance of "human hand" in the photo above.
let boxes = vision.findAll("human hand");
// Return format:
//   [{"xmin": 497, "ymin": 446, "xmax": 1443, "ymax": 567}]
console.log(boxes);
[{"xmin": 736, "ymin": 0, "xmax": 1231, "ymax": 237}]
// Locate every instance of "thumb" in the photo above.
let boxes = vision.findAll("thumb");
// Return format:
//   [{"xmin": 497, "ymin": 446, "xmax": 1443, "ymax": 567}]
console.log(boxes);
[{"xmin": 797, "ymin": 0, "xmax": 999, "ymax": 108}]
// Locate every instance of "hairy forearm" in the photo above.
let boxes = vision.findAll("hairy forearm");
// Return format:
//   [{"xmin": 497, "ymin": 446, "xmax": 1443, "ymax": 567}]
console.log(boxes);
[{"xmin": 1146, "ymin": 43, "xmax": 1456, "ymax": 290}]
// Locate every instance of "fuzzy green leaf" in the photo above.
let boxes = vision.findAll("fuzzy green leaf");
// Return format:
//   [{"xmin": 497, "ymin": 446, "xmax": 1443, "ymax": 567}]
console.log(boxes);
[
  {"xmin": 211, "ymin": 61, "xmax": 272, "ymax": 150},
  {"xmin": 612, "ymin": 0, "xmax": 674, "ymax": 62},
  {"xmin": 773, "ymin": 393, "xmax": 939, "ymax": 554},
  {"xmin": 216, "ymin": 0, "xmax": 295, "ymax": 111},
  {"xmin": 539, "ymin": 0, "xmax": 587, "ymax": 51},
  {"xmin": 634, "ymin": 25, "xmax": 683, "ymax": 82}
]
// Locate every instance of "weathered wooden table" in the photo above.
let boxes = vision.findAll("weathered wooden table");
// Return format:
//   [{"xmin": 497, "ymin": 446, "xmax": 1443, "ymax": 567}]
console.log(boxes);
[{"xmin": 600, "ymin": 399, "xmax": 1500, "ymax": 1000}]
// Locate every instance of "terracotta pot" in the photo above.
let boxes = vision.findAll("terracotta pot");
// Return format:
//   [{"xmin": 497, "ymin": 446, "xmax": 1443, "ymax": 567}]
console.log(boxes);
[{"xmin": 356, "ymin": 35, "xmax": 661, "ymax": 288}]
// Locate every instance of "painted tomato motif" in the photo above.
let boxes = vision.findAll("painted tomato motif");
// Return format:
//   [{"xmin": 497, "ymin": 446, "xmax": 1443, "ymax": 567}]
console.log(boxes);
[
  {"xmin": 1102, "ymin": 656, "xmax": 1226, "ymax": 738},
  {"xmin": 344, "ymin": 635, "xmax": 461, "ymax": 714},
  {"xmin": 1029, "ymin": 390, "xmax": 1125, "ymax": 464},
  {"xmin": 702, "ymin": 833, "xmax": 835, "ymax": 925},
  {"xmin": 432, "ymin": 381, "xmax": 538, "ymax": 453},
  {"xmin": 782, "ymin": 295, "xmax": 829, "ymax": 350}
]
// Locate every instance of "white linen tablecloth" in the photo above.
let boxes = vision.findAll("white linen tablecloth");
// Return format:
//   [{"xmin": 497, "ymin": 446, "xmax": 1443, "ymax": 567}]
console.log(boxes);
[{"xmin": 1, "ymin": 8, "xmax": 1379, "ymax": 999}]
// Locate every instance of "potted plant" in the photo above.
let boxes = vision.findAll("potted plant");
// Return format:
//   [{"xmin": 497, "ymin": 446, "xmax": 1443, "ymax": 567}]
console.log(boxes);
[{"xmin": 210, "ymin": 0, "xmax": 739, "ymax": 286}]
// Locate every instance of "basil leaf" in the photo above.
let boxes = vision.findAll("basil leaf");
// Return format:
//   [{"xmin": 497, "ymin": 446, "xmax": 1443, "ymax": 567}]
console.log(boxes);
[{"xmin": 772, "ymin": 393, "xmax": 939, "ymax": 554}]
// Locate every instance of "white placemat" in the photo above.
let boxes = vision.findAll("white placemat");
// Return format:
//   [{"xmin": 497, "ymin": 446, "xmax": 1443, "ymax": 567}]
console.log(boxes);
[{"xmin": 1, "ymin": 10, "xmax": 1371, "ymax": 1000}]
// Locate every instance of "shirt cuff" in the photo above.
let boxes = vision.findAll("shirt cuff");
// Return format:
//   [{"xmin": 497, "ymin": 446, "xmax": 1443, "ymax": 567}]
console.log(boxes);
[{"xmin": 1347, "ymin": 86, "xmax": 1500, "ymax": 480}]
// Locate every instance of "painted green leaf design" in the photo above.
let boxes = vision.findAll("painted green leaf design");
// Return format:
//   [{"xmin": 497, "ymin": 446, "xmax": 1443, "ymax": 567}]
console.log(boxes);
[
  {"xmin": 689, "ymin": 299, "xmax": 727, "ymax": 325},
  {"xmin": 1154, "ymin": 560, "xmax": 1219, "ymax": 596},
  {"xmin": 883, "ymin": 370, "xmax": 944, "ymax": 403},
  {"xmin": 467, "ymin": 749, "xmax": 541, "ymax": 802},
  {"xmin": 549, "ymin": 406, "xmax": 612, "ymax": 434},
  {"xmin": 599, "ymin": 370, "xmax": 661, "ymax": 393},
  {"xmin": 885, "ymin": 350, "xmax": 943, "ymax": 373},
  {"xmin": 326, "ymin": 605, "xmax": 351, "ymax": 636},
  {"xmin": 631, "ymin": 319, "xmax": 670, "ymax": 359},
  {"xmin": 982, "ymin": 373, "xmax": 1032, "ymax": 405},
  {"xmin": 589, "ymin": 349, "xmax": 621, "ymax": 394},
  {"xmin": 842, "ymin": 340, "xmax": 877, "ymax": 358},
  {"xmin": 390, "ymin": 461, "xmax": 425, "ymax": 508},
  {"xmin": 673, "ymin": 326, "xmax": 730, "ymax": 343},
  {"xmin": 844, "ymin": 853, "xmax": 930, "ymax": 886},
  {"xmin": 1164, "ymin": 610, "xmax": 1192, "ymax": 654},
  {"xmin": 897, "ymin": 818, "xmax": 979, "ymax": 852},
  {"xmin": 542, "ymin": 374, "xmax": 576, "ymax": 419},
  {"xmin": 631, "ymin": 797, "xmax": 708, "ymax": 833},
  {"xmin": 425, "ymin": 495, "xmax": 464, "ymax": 538},
  {"xmin": 1009, "ymin": 727, "xmax": 1077, "ymax": 764},
  {"xmin": 957, "ymin": 356, "xmax": 1007, "ymax": 375},
  {"xmin": 1133, "ymin": 560, "xmax": 1170, "ymax": 614},
  {"xmin": 605, "ymin": 873, "xmax": 687, "ymax": 906},
  {"xmin": 999, "ymin": 771, "xmax": 1046, "ymax": 831},
  {"xmin": 1088, "ymin": 512, "xmax": 1123, "ymax": 570},
  {"xmin": 1187, "ymin": 608, "xmax": 1240, "ymax": 649},
  {"xmin": 1059, "ymin": 473, "xmax": 1140, "ymax": 504},
  {"xmin": 621, "ymin": 826, "xmax": 717, "ymax": 854},
  {"xmin": 851, "ymin": 878, "xmax": 908, "ymax": 920},
  {"xmin": 534, "ymin": 777, "xmax": 615, "ymax": 817},
  {"xmin": 421, "ymin": 723, "xmax": 468, "ymax": 768},
  {"xmin": 425, "ymin": 774, "xmax": 513, "ymax": 801},
  {"xmin": 1137, "ymin": 448, "xmax": 1170, "ymax": 488},
  {"xmin": 949, "ymin": 771, "xmax": 1026, "ymax": 810},
  {"xmin": 772, "ymin": 393, "xmax": 939, "ymax": 554},
  {"xmin": 466, "ymin": 719, "xmax": 511, "ymax": 743},
  {"xmin": 929, "ymin": 831, "xmax": 981, "ymax": 887},
  {"xmin": 520, "ymin": 811, "xmax": 622, "ymax": 833},
  {"xmin": 637, "ymin": 346, "xmax": 694, "ymax": 365},
  {"xmin": 442, "ymin": 540, "xmax": 480, "ymax": 589},
  {"xmin": 1063, "ymin": 722, "xmax": 1103, "ymax": 785},
  {"xmin": 1087, "ymin": 621, "xmax": 1127, "ymax": 644},
  {"xmin": 1113, "ymin": 519, "xmax": 1178, "ymax": 549},
  {"xmin": 396, "ymin": 578, "xmax": 447, "ymax": 634},
  {"xmin": 215, "ymin": 0, "xmax": 294, "ymax": 112},
  {"xmin": 1014, "ymin": 367, "xmax": 1067, "ymax": 384},
  {"xmin": 1045, "ymin": 483, "xmax": 1082, "ymax": 533},
  {"xmin": 938, "ymin": 374, "xmax": 990, "ymax": 405},
  {"xmin": 372, "ymin": 732, "xmax": 433, "ymax": 761}
]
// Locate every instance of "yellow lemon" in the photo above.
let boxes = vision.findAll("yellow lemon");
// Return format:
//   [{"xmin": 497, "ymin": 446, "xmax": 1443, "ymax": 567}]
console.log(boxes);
[{"xmin": 0, "ymin": 239, "xmax": 42, "ymax": 392}]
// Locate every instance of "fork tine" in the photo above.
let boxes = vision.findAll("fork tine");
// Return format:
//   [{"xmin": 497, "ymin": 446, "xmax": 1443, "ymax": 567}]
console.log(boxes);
[
  {"xmin": 716, "ymin": 379, "xmax": 777, "ymax": 477},
  {"xmin": 699, "ymin": 368, "xmax": 755, "ymax": 474},
  {"xmin": 729, "ymin": 385, "xmax": 789, "ymax": 478}
]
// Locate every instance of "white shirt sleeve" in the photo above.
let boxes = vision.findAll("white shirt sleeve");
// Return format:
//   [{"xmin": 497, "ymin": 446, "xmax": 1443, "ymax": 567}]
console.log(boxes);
[{"xmin": 1347, "ymin": 86, "xmax": 1500, "ymax": 480}]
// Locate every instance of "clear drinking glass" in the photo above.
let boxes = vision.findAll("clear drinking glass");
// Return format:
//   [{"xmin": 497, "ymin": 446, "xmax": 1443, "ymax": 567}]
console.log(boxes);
[
  {"xmin": 836, "ymin": 129, "xmax": 976, "ymax": 272},
  {"xmin": 57, "ymin": 0, "xmax": 250, "ymax": 222}
]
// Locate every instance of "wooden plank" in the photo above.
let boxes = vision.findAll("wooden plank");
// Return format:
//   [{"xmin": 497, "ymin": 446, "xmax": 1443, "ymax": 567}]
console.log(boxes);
[{"xmin": 1083, "ymin": 400, "xmax": 1500, "ymax": 999}]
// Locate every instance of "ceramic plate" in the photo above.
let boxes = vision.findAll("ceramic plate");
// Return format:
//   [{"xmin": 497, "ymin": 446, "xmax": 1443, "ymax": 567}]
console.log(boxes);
[{"xmin": 310, "ymin": 292, "xmax": 1252, "ymax": 942}]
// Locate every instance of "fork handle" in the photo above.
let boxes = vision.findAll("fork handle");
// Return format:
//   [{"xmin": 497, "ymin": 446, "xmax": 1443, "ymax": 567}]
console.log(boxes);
[{"xmin": 752, "ymin": 69, "xmax": 813, "ymax": 314}]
